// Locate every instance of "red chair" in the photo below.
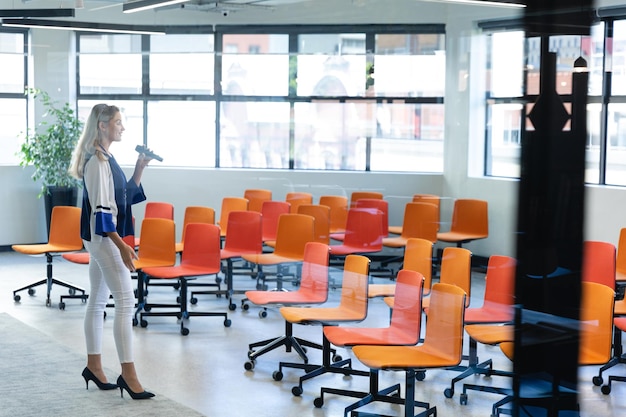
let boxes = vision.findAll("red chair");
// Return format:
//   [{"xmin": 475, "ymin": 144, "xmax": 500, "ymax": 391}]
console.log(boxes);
[
  {"xmin": 330, "ymin": 198, "xmax": 388, "ymax": 241},
  {"xmin": 141, "ymin": 223, "xmax": 230, "ymax": 335},
  {"xmin": 286, "ymin": 192, "xmax": 313, "ymax": 214},
  {"xmin": 244, "ymin": 189, "xmax": 272, "ymax": 213},
  {"xmin": 329, "ymin": 207, "xmax": 384, "ymax": 258},
  {"xmin": 135, "ymin": 201, "xmax": 174, "ymax": 247},
  {"xmin": 260, "ymin": 200, "xmax": 291, "ymax": 247}
]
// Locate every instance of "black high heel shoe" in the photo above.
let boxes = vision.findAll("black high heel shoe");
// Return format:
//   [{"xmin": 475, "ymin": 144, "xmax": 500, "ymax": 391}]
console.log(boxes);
[
  {"xmin": 82, "ymin": 367, "xmax": 118, "ymax": 390},
  {"xmin": 116, "ymin": 375, "xmax": 155, "ymax": 400}
]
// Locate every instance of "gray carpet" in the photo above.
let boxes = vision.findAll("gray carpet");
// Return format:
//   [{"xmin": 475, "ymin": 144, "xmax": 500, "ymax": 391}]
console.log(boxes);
[{"xmin": 0, "ymin": 313, "xmax": 206, "ymax": 417}]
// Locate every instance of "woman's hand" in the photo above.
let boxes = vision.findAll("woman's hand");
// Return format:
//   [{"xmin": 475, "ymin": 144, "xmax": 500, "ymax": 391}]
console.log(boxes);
[{"xmin": 120, "ymin": 242, "xmax": 138, "ymax": 272}]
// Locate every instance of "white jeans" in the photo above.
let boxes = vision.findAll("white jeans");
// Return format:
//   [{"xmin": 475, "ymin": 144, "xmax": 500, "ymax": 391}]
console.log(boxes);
[{"xmin": 83, "ymin": 238, "xmax": 135, "ymax": 363}]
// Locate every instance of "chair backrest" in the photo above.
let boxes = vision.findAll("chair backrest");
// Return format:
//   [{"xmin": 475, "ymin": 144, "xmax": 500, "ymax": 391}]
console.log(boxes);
[
  {"xmin": 222, "ymin": 211, "xmax": 263, "ymax": 254},
  {"xmin": 449, "ymin": 198, "xmax": 488, "ymax": 238},
  {"xmin": 402, "ymin": 238, "xmax": 434, "ymax": 296},
  {"xmin": 144, "ymin": 201, "xmax": 174, "ymax": 220},
  {"xmin": 582, "ymin": 240, "xmax": 616, "ymax": 289},
  {"xmin": 400, "ymin": 202, "xmax": 439, "ymax": 243},
  {"xmin": 298, "ymin": 242, "xmax": 330, "ymax": 299},
  {"xmin": 179, "ymin": 205, "xmax": 215, "ymax": 244},
  {"xmin": 389, "ymin": 269, "xmax": 425, "ymax": 341},
  {"xmin": 412, "ymin": 194, "xmax": 441, "ymax": 228},
  {"xmin": 136, "ymin": 218, "xmax": 176, "ymax": 265},
  {"xmin": 286, "ymin": 192, "xmax": 313, "ymax": 214},
  {"xmin": 181, "ymin": 223, "xmax": 221, "ymax": 269},
  {"xmin": 579, "ymin": 281, "xmax": 615, "ymax": 365},
  {"xmin": 298, "ymin": 204, "xmax": 331, "ymax": 244},
  {"xmin": 484, "ymin": 255, "xmax": 516, "ymax": 306},
  {"xmin": 319, "ymin": 195, "xmax": 349, "ymax": 234},
  {"xmin": 350, "ymin": 191, "xmax": 383, "ymax": 208},
  {"xmin": 48, "ymin": 206, "xmax": 83, "ymax": 248},
  {"xmin": 342, "ymin": 208, "xmax": 384, "ymax": 252},
  {"xmin": 617, "ymin": 228, "xmax": 626, "ymax": 279},
  {"xmin": 261, "ymin": 200, "xmax": 291, "ymax": 242},
  {"xmin": 421, "ymin": 283, "xmax": 467, "ymax": 362},
  {"xmin": 355, "ymin": 198, "xmax": 389, "ymax": 238},
  {"xmin": 218, "ymin": 197, "xmax": 249, "ymax": 236},
  {"xmin": 244, "ymin": 189, "xmax": 272, "ymax": 213},
  {"xmin": 273, "ymin": 213, "xmax": 316, "ymax": 259},
  {"xmin": 439, "ymin": 247, "xmax": 472, "ymax": 307},
  {"xmin": 338, "ymin": 254, "xmax": 371, "ymax": 318}
]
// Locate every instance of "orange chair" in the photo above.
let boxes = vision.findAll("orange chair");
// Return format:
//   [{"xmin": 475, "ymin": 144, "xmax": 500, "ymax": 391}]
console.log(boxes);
[
  {"xmin": 192, "ymin": 211, "xmax": 263, "ymax": 311},
  {"xmin": 273, "ymin": 255, "xmax": 371, "ymax": 397},
  {"xmin": 383, "ymin": 202, "xmax": 438, "ymax": 249},
  {"xmin": 140, "ymin": 224, "xmax": 231, "ymax": 335},
  {"xmin": 132, "ymin": 218, "xmax": 177, "ymax": 326},
  {"xmin": 217, "ymin": 197, "xmax": 248, "ymax": 238},
  {"xmin": 616, "ymin": 228, "xmax": 626, "ymax": 283},
  {"xmin": 12, "ymin": 206, "xmax": 86, "ymax": 309},
  {"xmin": 349, "ymin": 191, "xmax": 383, "ymax": 208},
  {"xmin": 135, "ymin": 201, "xmax": 174, "ymax": 247},
  {"xmin": 346, "ymin": 283, "xmax": 467, "ymax": 417},
  {"xmin": 369, "ymin": 237, "xmax": 433, "ymax": 299},
  {"xmin": 329, "ymin": 207, "xmax": 384, "ymax": 258},
  {"xmin": 242, "ymin": 213, "xmax": 315, "ymax": 291},
  {"xmin": 260, "ymin": 200, "xmax": 291, "ymax": 246},
  {"xmin": 314, "ymin": 270, "xmax": 424, "ymax": 408},
  {"xmin": 581, "ymin": 240, "xmax": 616, "ymax": 289},
  {"xmin": 286, "ymin": 192, "xmax": 313, "ymax": 214},
  {"xmin": 297, "ymin": 204, "xmax": 331, "ymax": 245},
  {"xmin": 444, "ymin": 254, "xmax": 516, "ymax": 399},
  {"xmin": 330, "ymin": 198, "xmax": 389, "ymax": 241},
  {"xmin": 422, "ymin": 247, "xmax": 472, "ymax": 311},
  {"xmin": 243, "ymin": 242, "xmax": 330, "ymax": 369},
  {"xmin": 319, "ymin": 195, "xmax": 348, "ymax": 235},
  {"xmin": 437, "ymin": 198, "xmax": 488, "ymax": 248},
  {"xmin": 175, "ymin": 205, "xmax": 215, "ymax": 253},
  {"xmin": 389, "ymin": 193, "xmax": 441, "ymax": 235},
  {"xmin": 244, "ymin": 188, "xmax": 272, "ymax": 213}
]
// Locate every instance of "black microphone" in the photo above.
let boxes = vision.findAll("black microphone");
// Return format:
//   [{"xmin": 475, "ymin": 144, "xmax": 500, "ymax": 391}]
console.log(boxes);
[{"xmin": 135, "ymin": 145, "xmax": 163, "ymax": 162}]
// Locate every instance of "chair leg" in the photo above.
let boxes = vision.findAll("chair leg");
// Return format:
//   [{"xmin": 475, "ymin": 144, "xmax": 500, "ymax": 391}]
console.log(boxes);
[
  {"xmin": 594, "ymin": 326, "xmax": 624, "ymax": 387},
  {"xmin": 444, "ymin": 337, "xmax": 492, "ymax": 398}
]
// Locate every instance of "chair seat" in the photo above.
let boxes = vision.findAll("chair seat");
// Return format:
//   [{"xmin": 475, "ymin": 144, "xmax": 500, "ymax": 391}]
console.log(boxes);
[
  {"xmin": 62, "ymin": 252, "xmax": 90, "ymax": 264},
  {"xmin": 244, "ymin": 290, "xmax": 326, "ymax": 305},
  {"xmin": 465, "ymin": 324, "xmax": 514, "ymax": 345},
  {"xmin": 353, "ymin": 344, "xmax": 461, "ymax": 369},
  {"xmin": 388, "ymin": 225, "xmax": 402, "ymax": 235},
  {"xmin": 617, "ymin": 270, "xmax": 626, "ymax": 283},
  {"xmin": 368, "ymin": 284, "xmax": 396, "ymax": 298},
  {"xmin": 437, "ymin": 231, "xmax": 488, "ymax": 243},
  {"xmin": 381, "ymin": 236, "xmax": 410, "ymax": 248},
  {"xmin": 12, "ymin": 243, "xmax": 81, "ymax": 255},
  {"xmin": 324, "ymin": 326, "xmax": 418, "ymax": 346},
  {"xmin": 143, "ymin": 265, "xmax": 220, "ymax": 279},
  {"xmin": 242, "ymin": 253, "xmax": 301, "ymax": 266},
  {"xmin": 134, "ymin": 259, "xmax": 176, "ymax": 270},
  {"xmin": 175, "ymin": 242, "xmax": 184, "ymax": 253},
  {"xmin": 329, "ymin": 245, "xmax": 380, "ymax": 256},
  {"xmin": 280, "ymin": 305, "xmax": 365, "ymax": 324},
  {"xmin": 465, "ymin": 303, "xmax": 514, "ymax": 323},
  {"xmin": 615, "ymin": 298, "xmax": 626, "ymax": 315}
]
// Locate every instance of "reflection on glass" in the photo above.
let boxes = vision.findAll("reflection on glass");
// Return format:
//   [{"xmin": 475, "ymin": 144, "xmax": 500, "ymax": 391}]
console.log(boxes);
[
  {"xmin": 486, "ymin": 103, "xmax": 522, "ymax": 178},
  {"xmin": 297, "ymin": 55, "xmax": 366, "ymax": 97},
  {"xmin": 220, "ymin": 101, "xmax": 289, "ymax": 168},
  {"xmin": 0, "ymin": 98, "xmax": 27, "ymax": 165},
  {"xmin": 78, "ymin": 100, "xmax": 144, "ymax": 166},
  {"xmin": 491, "ymin": 31, "xmax": 525, "ymax": 98},
  {"xmin": 605, "ymin": 103, "xmax": 626, "ymax": 185}
]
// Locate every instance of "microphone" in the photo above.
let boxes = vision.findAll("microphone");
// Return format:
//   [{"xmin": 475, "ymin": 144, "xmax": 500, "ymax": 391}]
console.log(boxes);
[{"xmin": 135, "ymin": 145, "xmax": 163, "ymax": 162}]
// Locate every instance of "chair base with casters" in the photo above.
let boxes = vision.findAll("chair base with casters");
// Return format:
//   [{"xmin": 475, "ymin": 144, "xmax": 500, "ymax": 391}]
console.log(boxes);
[
  {"xmin": 12, "ymin": 252, "xmax": 87, "ymax": 309},
  {"xmin": 139, "ymin": 276, "xmax": 231, "ymax": 335},
  {"xmin": 596, "ymin": 318, "xmax": 626, "ymax": 394}
]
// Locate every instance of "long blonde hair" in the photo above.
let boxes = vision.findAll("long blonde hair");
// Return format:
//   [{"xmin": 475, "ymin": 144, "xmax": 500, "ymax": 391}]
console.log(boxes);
[{"xmin": 69, "ymin": 103, "xmax": 119, "ymax": 179}]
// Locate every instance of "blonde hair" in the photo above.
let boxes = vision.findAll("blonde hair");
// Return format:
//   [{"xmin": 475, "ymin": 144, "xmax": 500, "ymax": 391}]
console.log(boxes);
[{"xmin": 69, "ymin": 103, "xmax": 120, "ymax": 179}]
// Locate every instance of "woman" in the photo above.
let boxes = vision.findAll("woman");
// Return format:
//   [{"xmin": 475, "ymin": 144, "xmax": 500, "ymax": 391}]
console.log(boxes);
[{"xmin": 69, "ymin": 104, "xmax": 154, "ymax": 399}]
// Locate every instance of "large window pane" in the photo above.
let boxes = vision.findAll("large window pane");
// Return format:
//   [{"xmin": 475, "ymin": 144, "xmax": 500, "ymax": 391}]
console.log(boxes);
[
  {"xmin": 486, "ymin": 103, "xmax": 522, "ymax": 178},
  {"xmin": 491, "ymin": 31, "xmax": 525, "ymax": 98},
  {"xmin": 77, "ymin": 100, "xmax": 144, "ymax": 166},
  {"xmin": 0, "ymin": 32, "xmax": 25, "ymax": 93},
  {"xmin": 220, "ymin": 101, "xmax": 289, "ymax": 168},
  {"xmin": 0, "ymin": 98, "xmax": 27, "ymax": 165},
  {"xmin": 374, "ymin": 34, "xmax": 446, "ymax": 97},
  {"xmin": 150, "ymin": 34, "xmax": 214, "ymax": 94},
  {"xmin": 222, "ymin": 34, "xmax": 289, "ymax": 96},
  {"xmin": 605, "ymin": 103, "xmax": 626, "ymax": 185},
  {"xmin": 147, "ymin": 101, "xmax": 216, "ymax": 167},
  {"xmin": 79, "ymin": 35, "xmax": 142, "ymax": 94}
]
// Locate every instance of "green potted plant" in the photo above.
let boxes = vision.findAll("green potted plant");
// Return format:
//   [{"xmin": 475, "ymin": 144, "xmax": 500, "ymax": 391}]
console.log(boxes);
[{"xmin": 17, "ymin": 88, "xmax": 84, "ymax": 233}]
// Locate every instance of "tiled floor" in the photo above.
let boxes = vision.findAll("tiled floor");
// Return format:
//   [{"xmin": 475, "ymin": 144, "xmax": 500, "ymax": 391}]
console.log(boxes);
[{"xmin": 1, "ymin": 249, "xmax": 626, "ymax": 417}]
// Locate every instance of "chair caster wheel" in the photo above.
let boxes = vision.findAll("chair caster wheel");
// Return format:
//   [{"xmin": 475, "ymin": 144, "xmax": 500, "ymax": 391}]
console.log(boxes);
[
  {"xmin": 145, "ymin": 306, "xmax": 152, "ymax": 312},
  {"xmin": 103, "ymin": 311, "xmax": 107, "ymax": 319},
  {"xmin": 28, "ymin": 288, "xmax": 36, "ymax": 296},
  {"xmin": 59, "ymin": 302, "xmax": 65, "ymax": 310},
  {"xmin": 244, "ymin": 360, "xmax": 255, "ymax": 371},
  {"xmin": 460, "ymin": 393, "xmax": 468, "ymax": 405},
  {"xmin": 444, "ymin": 388, "xmax": 454, "ymax": 398},
  {"xmin": 190, "ymin": 297, "xmax": 198, "ymax": 305},
  {"xmin": 332, "ymin": 354, "xmax": 342, "ymax": 362},
  {"xmin": 593, "ymin": 376, "xmax": 603, "ymax": 386},
  {"xmin": 314, "ymin": 397, "xmax": 324, "ymax": 408},
  {"xmin": 272, "ymin": 371, "xmax": 283, "ymax": 381},
  {"xmin": 416, "ymin": 371, "xmax": 426, "ymax": 381},
  {"xmin": 132, "ymin": 318, "xmax": 138, "ymax": 326},
  {"xmin": 140, "ymin": 319, "xmax": 148, "ymax": 328},
  {"xmin": 181, "ymin": 327, "xmax": 189, "ymax": 336},
  {"xmin": 229, "ymin": 303, "xmax": 236, "ymax": 311},
  {"xmin": 14, "ymin": 295, "xmax": 21, "ymax": 302},
  {"xmin": 291, "ymin": 386, "xmax": 303, "ymax": 396},
  {"xmin": 224, "ymin": 319, "xmax": 232, "ymax": 327},
  {"xmin": 242, "ymin": 303, "xmax": 250, "ymax": 311},
  {"xmin": 259, "ymin": 310, "xmax": 267, "ymax": 319},
  {"xmin": 601, "ymin": 384, "xmax": 611, "ymax": 395},
  {"xmin": 69, "ymin": 288, "xmax": 76, "ymax": 295}
]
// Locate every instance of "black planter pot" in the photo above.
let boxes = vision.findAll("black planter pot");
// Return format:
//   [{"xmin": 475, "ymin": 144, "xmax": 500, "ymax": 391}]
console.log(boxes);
[{"xmin": 44, "ymin": 186, "xmax": 78, "ymax": 235}]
